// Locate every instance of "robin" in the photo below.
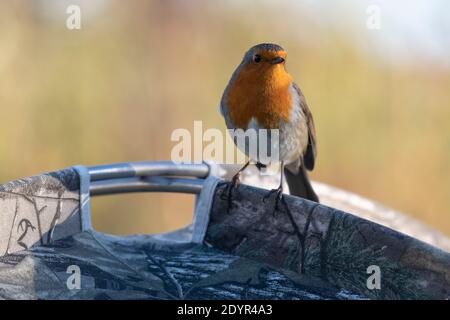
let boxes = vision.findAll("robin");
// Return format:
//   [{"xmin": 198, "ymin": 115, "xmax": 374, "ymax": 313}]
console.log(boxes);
[{"xmin": 220, "ymin": 43, "xmax": 319, "ymax": 206}]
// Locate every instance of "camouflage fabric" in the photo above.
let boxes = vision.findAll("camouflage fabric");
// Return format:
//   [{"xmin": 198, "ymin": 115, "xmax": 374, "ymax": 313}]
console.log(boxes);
[
  {"xmin": 0, "ymin": 168, "xmax": 84, "ymax": 256},
  {"xmin": 0, "ymin": 168, "xmax": 448, "ymax": 300},
  {"xmin": 206, "ymin": 183, "xmax": 450, "ymax": 299},
  {"xmin": 0, "ymin": 231, "xmax": 364, "ymax": 300}
]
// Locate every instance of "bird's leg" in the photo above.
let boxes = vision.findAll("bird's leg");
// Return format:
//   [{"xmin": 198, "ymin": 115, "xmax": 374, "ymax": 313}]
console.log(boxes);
[
  {"xmin": 263, "ymin": 162, "xmax": 285, "ymax": 216},
  {"xmin": 220, "ymin": 160, "xmax": 250, "ymax": 213},
  {"xmin": 231, "ymin": 160, "xmax": 250, "ymax": 187}
]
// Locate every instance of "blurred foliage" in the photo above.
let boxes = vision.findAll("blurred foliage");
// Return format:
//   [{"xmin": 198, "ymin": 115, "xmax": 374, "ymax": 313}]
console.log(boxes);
[{"xmin": 0, "ymin": 1, "xmax": 448, "ymax": 236}]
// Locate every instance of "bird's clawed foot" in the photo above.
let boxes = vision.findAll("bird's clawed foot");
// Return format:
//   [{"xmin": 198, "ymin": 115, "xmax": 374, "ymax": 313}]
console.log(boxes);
[
  {"xmin": 219, "ymin": 170, "xmax": 243, "ymax": 214},
  {"xmin": 263, "ymin": 185, "xmax": 284, "ymax": 216},
  {"xmin": 221, "ymin": 161, "xmax": 251, "ymax": 213},
  {"xmin": 255, "ymin": 162, "xmax": 267, "ymax": 171}
]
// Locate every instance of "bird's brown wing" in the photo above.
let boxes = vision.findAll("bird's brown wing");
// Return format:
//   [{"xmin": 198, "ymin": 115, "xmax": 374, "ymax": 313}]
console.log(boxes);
[{"xmin": 293, "ymin": 82, "xmax": 317, "ymax": 171}]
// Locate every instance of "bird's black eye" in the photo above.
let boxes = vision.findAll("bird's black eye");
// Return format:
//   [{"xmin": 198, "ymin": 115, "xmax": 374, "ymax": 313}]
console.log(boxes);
[{"xmin": 253, "ymin": 54, "xmax": 262, "ymax": 63}]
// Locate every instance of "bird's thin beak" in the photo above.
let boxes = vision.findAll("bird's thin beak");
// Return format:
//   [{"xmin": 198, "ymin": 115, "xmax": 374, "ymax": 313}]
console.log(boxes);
[{"xmin": 270, "ymin": 57, "xmax": 285, "ymax": 64}]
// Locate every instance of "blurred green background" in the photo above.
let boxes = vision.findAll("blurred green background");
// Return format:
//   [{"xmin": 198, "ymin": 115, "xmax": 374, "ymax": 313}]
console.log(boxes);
[{"xmin": 0, "ymin": 0, "xmax": 449, "ymax": 236}]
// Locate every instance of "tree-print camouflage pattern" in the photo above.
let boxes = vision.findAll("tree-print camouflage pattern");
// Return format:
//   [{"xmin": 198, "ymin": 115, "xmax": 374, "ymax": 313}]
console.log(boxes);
[
  {"xmin": 0, "ymin": 231, "xmax": 365, "ymax": 300},
  {"xmin": 0, "ymin": 169, "xmax": 448, "ymax": 299},
  {"xmin": 205, "ymin": 183, "xmax": 450, "ymax": 299},
  {"xmin": 0, "ymin": 168, "xmax": 82, "ymax": 255}
]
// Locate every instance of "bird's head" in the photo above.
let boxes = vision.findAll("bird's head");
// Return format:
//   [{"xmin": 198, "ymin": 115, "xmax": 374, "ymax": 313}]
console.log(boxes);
[
  {"xmin": 239, "ymin": 43, "xmax": 288, "ymax": 76},
  {"xmin": 223, "ymin": 43, "xmax": 293, "ymax": 129}
]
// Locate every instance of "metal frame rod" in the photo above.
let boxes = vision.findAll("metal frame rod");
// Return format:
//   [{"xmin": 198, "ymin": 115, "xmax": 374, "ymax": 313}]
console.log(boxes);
[
  {"xmin": 88, "ymin": 161, "xmax": 210, "ymax": 182},
  {"xmin": 90, "ymin": 176, "xmax": 204, "ymax": 196}
]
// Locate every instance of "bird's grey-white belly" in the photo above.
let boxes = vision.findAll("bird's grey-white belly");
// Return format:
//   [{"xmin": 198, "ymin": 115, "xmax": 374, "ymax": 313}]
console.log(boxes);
[
  {"xmin": 224, "ymin": 83, "xmax": 309, "ymax": 165},
  {"xmin": 231, "ymin": 113, "xmax": 308, "ymax": 165},
  {"xmin": 279, "ymin": 85, "xmax": 309, "ymax": 164}
]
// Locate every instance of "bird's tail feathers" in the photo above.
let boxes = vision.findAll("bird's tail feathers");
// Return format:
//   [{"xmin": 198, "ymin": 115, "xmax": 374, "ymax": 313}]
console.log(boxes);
[{"xmin": 284, "ymin": 166, "xmax": 319, "ymax": 203}]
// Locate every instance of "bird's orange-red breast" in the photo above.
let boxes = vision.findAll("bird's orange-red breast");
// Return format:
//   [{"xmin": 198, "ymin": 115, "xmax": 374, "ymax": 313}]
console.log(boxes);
[
  {"xmin": 225, "ymin": 49, "xmax": 292, "ymax": 129},
  {"xmin": 220, "ymin": 43, "xmax": 319, "ymax": 202}
]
